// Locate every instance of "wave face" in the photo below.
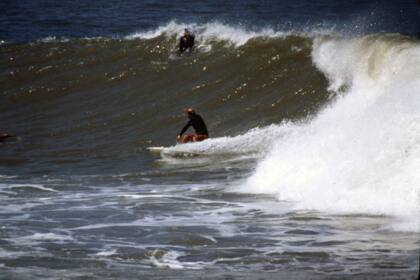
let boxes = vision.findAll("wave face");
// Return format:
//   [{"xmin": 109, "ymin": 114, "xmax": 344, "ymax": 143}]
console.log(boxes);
[
  {"xmin": 242, "ymin": 34, "xmax": 420, "ymax": 231},
  {"xmin": 0, "ymin": 24, "xmax": 329, "ymax": 173}
]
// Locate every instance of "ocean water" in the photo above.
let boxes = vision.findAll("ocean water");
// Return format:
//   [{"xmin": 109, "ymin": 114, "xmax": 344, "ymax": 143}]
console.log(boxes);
[{"xmin": 1, "ymin": 1, "xmax": 419, "ymax": 279}]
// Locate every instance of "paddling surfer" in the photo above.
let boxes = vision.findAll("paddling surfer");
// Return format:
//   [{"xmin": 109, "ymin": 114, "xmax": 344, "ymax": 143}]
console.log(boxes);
[
  {"xmin": 177, "ymin": 108, "xmax": 208, "ymax": 143},
  {"xmin": 179, "ymin": 29, "xmax": 195, "ymax": 54}
]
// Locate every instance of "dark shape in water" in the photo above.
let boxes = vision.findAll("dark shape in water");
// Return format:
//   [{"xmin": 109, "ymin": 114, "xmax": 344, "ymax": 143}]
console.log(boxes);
[
  {"xmin": 179, "ymin": 29, "xmax": 195, "ymax": 54},
  {"xmin": 0, "ymin": 132, "xmax": 16, "ymax": 142}
]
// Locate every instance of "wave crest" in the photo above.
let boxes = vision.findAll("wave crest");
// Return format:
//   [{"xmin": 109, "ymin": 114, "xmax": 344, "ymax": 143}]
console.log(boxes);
[
  {"xmin": 240, "ymin": 34, "xmax": 420, "ymax": 231},
  {"xmin": 125, "ymin": 20, "xmax": 300, "ymax": 46}
]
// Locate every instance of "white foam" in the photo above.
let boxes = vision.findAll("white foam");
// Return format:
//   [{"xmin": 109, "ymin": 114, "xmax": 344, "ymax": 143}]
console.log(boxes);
[
  {"xmin": 32, "ymin": 233, "xmax": 72, "ymax": 240},
  {"xmin": 95, "ymin": 249, "xmax": 117, "ymax": 257},
  {"xmin": 0, "ymin": 202, "xmax": 45, "ymax": 214},
  {"xmin": 0, "ymin": 183, "xmax": 58, "ymax": 193},
  {"xmin": 11, "ymin": 233, "xmax": 73, "ymax": 244},
  {"xmin": 201, "ymin": 235, "xmax": 218, "ymax": 244},
  {"xmin": 118, "ymin": 194, "xmax": 172, "ymax": 199},
  {"xmin": 0, "ymin": 190, "xmax": 16, "ymax": 196},
  {"xmin": 150, "ymin": 250, "xmax": 206, "ymax": 270},
  {"xmin": 0, "ymin": 175, "xmax": 16, "ymax": 179},
  {"xmin": 161, "ymin": 123, "xmax": 291, "ymax": 159},
  {"xmin": 239, "ymin": 34, "xmax": 420, "ymax": 232},
  {"xmin": 125, "ymin": 20, "xmax": 288, "ymax": 47},
  {"xmin": 0, "ymin": 250, "xmax": 28, "ymax": 259},
  {"xmin": 37, "ymin": 36, "xmax": 70, "ymax": 43}
]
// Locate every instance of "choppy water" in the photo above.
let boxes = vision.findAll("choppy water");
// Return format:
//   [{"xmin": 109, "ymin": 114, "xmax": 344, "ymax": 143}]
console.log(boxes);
[
  {"xmin": 1, "ymin": 175, "xmax": 418, "ymax": 279},
  {"xmin": 1, "ymin": 1, "xmax": 419, "ymax": 279}
]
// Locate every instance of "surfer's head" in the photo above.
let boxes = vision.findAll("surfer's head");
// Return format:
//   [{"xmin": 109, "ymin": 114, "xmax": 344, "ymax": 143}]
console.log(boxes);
[{"xmin": 183, "ymin": 108, "xmax": 195, "ymax": 116}]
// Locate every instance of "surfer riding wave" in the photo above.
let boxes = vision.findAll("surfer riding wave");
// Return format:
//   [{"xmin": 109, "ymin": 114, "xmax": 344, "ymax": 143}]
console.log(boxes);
[{"xmin": 177, "ymin": 108, "xmax": 208, "ymax": 143}]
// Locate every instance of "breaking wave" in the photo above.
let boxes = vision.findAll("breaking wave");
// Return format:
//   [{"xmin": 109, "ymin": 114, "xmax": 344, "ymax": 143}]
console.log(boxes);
[
  {"xmin": 239, "ymin": 34, "xmax": 420, "ymax": 232},
  {"xmin": 1, "ymin": 22, "xmax": 419, "ymax": 231}
]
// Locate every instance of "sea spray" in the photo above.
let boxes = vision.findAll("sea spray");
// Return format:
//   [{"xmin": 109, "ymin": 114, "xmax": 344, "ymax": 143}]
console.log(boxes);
[
  {"xmin": 125, "ymin": 20, "xmax": 289, "ymax": 46},
  {"xmin": 241, "ymin": 34, "xmax": 420, "ymax": 231}
]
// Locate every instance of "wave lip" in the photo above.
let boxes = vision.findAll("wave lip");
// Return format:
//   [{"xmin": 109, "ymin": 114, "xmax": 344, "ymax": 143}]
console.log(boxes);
[
  {"xmin": 125, "ymin": 20, "xmax": 290, "ymax": 46},
  {"xmin": 242, "ymin": 34, "xmax": 420, "ymax": 232}
]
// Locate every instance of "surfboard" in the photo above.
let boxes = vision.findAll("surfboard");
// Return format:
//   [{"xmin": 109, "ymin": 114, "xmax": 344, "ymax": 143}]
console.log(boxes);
[
  {"xmin": 147, "ymin": 146, "xmax": 203, "ymax": 157},
  {"xmin": 147, "ymin": 146, "xmax": 165, "ymax": 153}
]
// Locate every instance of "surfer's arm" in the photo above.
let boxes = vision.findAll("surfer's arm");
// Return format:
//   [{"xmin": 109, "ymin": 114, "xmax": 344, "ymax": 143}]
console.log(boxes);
[{"xmin": 179, "ymin": 120, "xmax": 192, "ymax": 136}]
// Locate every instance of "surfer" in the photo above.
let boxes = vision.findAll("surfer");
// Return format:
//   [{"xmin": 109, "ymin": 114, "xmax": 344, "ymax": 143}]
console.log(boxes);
[
  {"xmin": 179, "ymin": 29, "xmax": 195, "ymax": 54},
  {"xmin": 177, "ymin": 108, "xmax": 208, "ymax": 143}
]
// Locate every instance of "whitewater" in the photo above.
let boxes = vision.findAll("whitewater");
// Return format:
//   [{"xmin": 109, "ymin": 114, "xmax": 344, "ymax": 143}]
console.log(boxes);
[{"xmin": 239, "ymin": 34, "xmax": 420, "ymax": 231}]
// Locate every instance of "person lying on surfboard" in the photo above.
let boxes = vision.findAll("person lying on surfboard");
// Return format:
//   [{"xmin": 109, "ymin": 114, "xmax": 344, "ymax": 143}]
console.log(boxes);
[{"xmin": 177, "ymin": 108, "xmax": 208, "ymax": 143}]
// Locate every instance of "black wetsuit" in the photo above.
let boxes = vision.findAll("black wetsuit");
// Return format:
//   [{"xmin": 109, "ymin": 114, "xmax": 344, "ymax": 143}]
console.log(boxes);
[
  {"xmin": 179, "ymin": 34, "xmax": 195, "ymax": 53},
  {"xmin": 179, "ymin": 113, "xmax": 208, "ymax": 136}
]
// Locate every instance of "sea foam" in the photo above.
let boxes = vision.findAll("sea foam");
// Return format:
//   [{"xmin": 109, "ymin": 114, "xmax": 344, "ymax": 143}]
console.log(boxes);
[
  {"xmin": 125, "ymin": 20, "xmax": 289, "ymax": 46},
  {"xmin": 238, "ymin": 34, "xmax": 420, "ymax": 231}
]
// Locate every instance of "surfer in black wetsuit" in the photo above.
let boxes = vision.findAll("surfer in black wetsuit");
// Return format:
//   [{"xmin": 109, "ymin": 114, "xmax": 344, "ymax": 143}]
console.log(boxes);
[
  {"xmin": 177, "ymin": 108, "xmax": 208, "ymax": 143},
  {"xmin": 179, "ymin": 29, "xmax": 195, "ymax": 54}
]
